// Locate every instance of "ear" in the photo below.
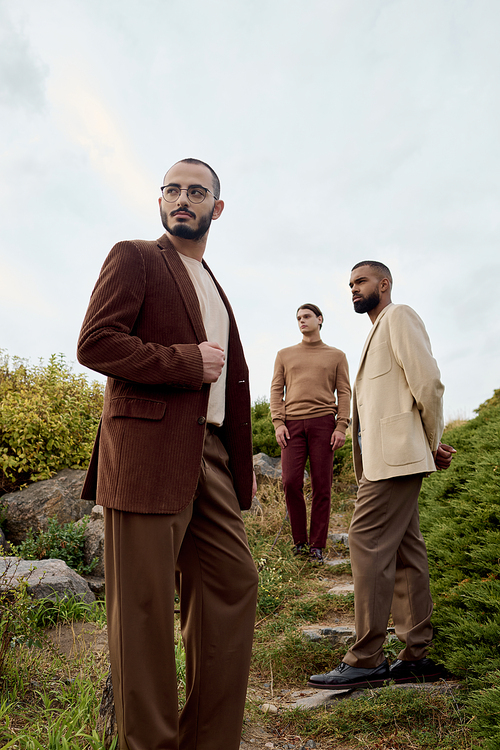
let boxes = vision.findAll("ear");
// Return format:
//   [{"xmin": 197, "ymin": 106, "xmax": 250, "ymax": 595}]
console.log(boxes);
[
  {"xmin": 212, "ymin": 199, "xmax": 224, "ymax": 220},
  {"xmin": 318, "ymin": 315, "xmax": 323, "ymax": 326},
  {"xmin": 158, "ymin": 197, "xmax": 162, "ymax": 210},
  {"xmin": 380, "ymin": 277, "xmax": 390, "ymax": 293}
]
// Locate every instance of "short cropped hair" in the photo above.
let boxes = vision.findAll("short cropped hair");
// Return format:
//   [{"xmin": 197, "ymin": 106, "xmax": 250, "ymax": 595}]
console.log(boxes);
[
  {"xmin": 297, "ymin": 303, "xmax": 323, "ymax": 329},
  {"xmin": 351, "ymin": 261, "xmax": 393, "ymax": 287},
  {"xmin": 176, "ymin": 158, "xmax": 221, "ymax": 199}
]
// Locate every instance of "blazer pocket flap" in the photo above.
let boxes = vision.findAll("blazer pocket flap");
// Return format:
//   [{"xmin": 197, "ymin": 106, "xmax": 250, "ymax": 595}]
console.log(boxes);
[
  {"xmin": 110, "ymin": 397, "xmax": 166, "ymax": 421},
  {"xmin": 365, "ymin": 341, "xmax": 392, "ymax": 379},
  {"xmin": 380, "ymin": 411, "xmax": 426, "ymax": 466}
]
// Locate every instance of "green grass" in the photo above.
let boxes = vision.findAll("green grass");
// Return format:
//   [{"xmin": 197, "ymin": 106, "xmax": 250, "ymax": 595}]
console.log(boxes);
[
  {"xmin": 245, "ymin": 420, "xmax": 496, "ymax": 748},
  {"xmin": 1, "ymin": 390, "xmax": 499, "ymax": 748},
  {"xmin": 0, "ymin": 631, "xmax": 112, "ymax": 749},
  {"xmin": 271, "ymin": 687, "xmax": 473, "ymax": 749}
]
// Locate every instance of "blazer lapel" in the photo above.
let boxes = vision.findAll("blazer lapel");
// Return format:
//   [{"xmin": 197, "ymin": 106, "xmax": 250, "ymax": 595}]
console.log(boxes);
[
  {"xmin": 157, "ymin": 235, "xmax": 207, "ymax": 343},
  {"xmin": 356, "ymin": 303, "xmax": 393, "ymax": 374}
]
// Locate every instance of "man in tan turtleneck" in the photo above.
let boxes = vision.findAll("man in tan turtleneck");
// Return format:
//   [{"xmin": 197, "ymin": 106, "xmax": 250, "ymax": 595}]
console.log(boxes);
[{"xmin": 270, "ymin": 304, "xmax": 351, "ymax": 563}]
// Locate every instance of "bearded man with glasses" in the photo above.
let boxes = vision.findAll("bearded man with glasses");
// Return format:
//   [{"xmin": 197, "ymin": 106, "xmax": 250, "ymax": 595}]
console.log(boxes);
[{"xmin": 78, "ymin": 158, "xmax": 258, "ymax": 750}]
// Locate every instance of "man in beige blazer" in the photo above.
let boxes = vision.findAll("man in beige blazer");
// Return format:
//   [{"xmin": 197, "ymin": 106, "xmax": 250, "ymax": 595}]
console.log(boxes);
[
  {"xmin": 78, "ymin": 159, "xmax": 258, "ymax": 750},
  {"xmin": 309, "ymin": 261, "xmax": 455, "ymax": 690}
]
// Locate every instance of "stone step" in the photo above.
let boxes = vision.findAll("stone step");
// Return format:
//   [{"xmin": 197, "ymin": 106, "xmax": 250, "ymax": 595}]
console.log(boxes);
[
  {"xmin": 288, "ymin": 680, "xmax": 460, "ymax": 711},
  {"xmin": 301, "ymin": 625, "xmax": 356, "ymax": 647},
  {"xmin": 327, "ymin": 581, "xmax": 354, "ymax": 595},
  {"xmin": 324, "ymin": 557, "xmax": 350, "ymax": 568}
]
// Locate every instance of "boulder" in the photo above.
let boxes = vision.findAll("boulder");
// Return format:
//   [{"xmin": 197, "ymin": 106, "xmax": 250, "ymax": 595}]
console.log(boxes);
[
  {"xmin": 1, "ymin": 469, "xmax": 93, "ymax": 545},
  {"xmin": 0, "ymin": 557, "xmax": 95, "ymax": 604},
  {"xmin": 76, "ymin": 505, "xmax": 105, "ymax": 577},
  {"xmin": 253, "ymin": 453, "xmax": 282, "ymax": 484}
]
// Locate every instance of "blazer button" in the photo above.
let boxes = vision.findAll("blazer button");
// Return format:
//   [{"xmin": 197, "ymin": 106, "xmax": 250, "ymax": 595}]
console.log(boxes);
[{"xmin": 197, "ymin": 416, "xmax": 206, "ymax": 425}]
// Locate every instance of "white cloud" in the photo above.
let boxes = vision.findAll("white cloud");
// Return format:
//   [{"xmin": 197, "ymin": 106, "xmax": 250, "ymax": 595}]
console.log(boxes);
[{"xmin": 0, "ymin": 0, "xmax": 499, "ymax": 419}]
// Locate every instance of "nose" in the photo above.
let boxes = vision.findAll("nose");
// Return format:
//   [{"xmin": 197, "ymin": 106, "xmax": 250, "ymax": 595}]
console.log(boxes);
[{"xmin": 176, "ymin": 189, "xmax": 190, "ymax": 205}]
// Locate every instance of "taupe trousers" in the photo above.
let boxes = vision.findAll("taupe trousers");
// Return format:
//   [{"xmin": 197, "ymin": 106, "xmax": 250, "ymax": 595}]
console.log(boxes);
[
  {"xmin": 343, "ymin": 472, "xmax": 433, "ymax": 669},
  {"xmin": 104, "ymin": 430, "xmax": 259, "ymax": 750}
]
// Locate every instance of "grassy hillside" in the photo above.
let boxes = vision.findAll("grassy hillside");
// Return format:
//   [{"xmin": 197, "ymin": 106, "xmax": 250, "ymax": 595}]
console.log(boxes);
[{"xmin": 419, "ymin": 389, "xmax": 500, "ymax": 749}]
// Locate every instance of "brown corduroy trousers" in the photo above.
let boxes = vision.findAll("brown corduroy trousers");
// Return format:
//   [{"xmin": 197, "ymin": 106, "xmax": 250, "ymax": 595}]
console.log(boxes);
[
  {"xmin": 343, "ymin": 472, "xmax": 434, "ymax": 668},
  {"xmin": 104, "ymin": 430, "xmax": 259, "ymax": 750}
]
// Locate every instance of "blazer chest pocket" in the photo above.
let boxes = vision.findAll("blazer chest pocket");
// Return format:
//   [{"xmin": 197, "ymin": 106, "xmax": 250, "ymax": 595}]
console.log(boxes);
[
  {"xmin": 110, "ymin": 397, "xmax": 166, "ymax": 420},
  {"xmin": 365, "ymin": 341, "xmax": 392, "ymax": 379}
]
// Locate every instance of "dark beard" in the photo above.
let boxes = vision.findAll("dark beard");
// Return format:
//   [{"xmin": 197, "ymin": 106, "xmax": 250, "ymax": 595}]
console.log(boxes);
[
  {"xmin": 161, "ymin": 205, "xmax": 213, "ymax": 242},
  {"xmin": 353, "ymin": 290, "xmax": 380, "ymax": 314}
]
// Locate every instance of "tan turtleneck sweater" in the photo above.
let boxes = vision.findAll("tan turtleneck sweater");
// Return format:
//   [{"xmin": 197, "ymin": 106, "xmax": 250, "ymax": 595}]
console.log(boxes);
[{"xmin": 270, "ymin": 340, "xmax": 351, "ymax": 432}]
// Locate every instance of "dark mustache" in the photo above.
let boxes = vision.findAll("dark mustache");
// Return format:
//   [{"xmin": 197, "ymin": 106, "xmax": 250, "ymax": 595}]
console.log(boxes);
[{"xmin": 171, "ymin": 208, "xmax": 196, "ymax": 219}]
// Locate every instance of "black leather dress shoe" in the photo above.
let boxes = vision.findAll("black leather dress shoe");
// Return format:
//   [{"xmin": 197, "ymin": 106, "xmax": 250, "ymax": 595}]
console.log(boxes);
[
  {"xmin": 389, "ymin": 658, "xmax": 447, "ymax": 684},
  {"xmin": 309, "ymin": 547, "xmax": 323, "ymax": 564},
  {"xmin": 308, "ymin": 659, "xmax": 390, "ymax": 690}
]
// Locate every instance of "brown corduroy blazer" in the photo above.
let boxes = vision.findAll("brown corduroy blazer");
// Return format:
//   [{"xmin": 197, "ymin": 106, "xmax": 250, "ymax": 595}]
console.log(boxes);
[{"xmin": 77, "ymin": 234, "xmax": 253, "ymax": 514}]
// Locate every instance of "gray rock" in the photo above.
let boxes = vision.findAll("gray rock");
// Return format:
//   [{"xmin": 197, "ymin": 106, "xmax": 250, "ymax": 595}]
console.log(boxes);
[
  {"xmin": 328, "ymin": 582, "xmax": 355, "ymax": 595},
  {"xmin": 328, "ymin": 532, "xmax": 350, "ymax": 549},
  {"xmin": 290, "ymin": 688, "xmax": 352, "ymax": 709},
  {"xmin": 301, "ymin": 625, "xmax": 356, "ymax": 647},
  {"xmin": 253, "ymin": 453, "xmax": 282, "ymax": 482},
  {"xmin": 1, "ymin": 469, "xmax": 93, "ymax": 545},
  {"xmin": 295, "ymin": 681, "xmax": 460, "ymax": 711},
  {"xmin": 252, "ymin": 452, "xmax": 309, "ymax": 487},
  {"xmin": 260, "ymin": 703, "xmax": 278, "ymax": 714},
  {"xmin": 325, "ymin": 557, "xmax": 351, "ymax": 568},
  {"xmin": 84, "ymin": 576, "xmax": 106, "ymax": 596},
  {"xmin": 76, "ymin": 505, "xmax": 105, "ymax": 577},
  {"xmin": 0, "ymin": 557, "xmax": 95, "ymax": 604}
]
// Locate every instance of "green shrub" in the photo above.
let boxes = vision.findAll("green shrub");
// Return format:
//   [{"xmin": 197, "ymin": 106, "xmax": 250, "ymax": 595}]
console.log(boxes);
[
  {"xmin": 251, "ymin": 398, "xmax": 280, "ymax": 457},
  {"xmin": 0, "ymin": 351, "xmax": 104, "ymax": 490},
  {"xmin": 332, "ymin": 433, "xmax": 354, "ymax": 478},
  {"xmin": 14, "ymin": 517, "xmax": 96, "ymax": 576},
  {"xmin": 419, "ymin": 388, "xmax": 500, "ymax": 747}
]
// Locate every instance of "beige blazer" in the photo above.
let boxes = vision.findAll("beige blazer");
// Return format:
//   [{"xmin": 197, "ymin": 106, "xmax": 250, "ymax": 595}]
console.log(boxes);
[{"xmin": 352, "ymin": 303, "xmax": 444, "ymax": 483}]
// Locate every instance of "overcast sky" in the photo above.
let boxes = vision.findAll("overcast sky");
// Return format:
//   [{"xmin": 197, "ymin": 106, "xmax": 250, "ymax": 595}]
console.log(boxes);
[{"xmin": 1, "ymin": 0, "xmax": 499, "ymax": 422}]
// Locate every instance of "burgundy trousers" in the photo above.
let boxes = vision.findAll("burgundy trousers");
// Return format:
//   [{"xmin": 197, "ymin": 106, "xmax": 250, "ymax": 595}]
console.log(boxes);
[
  {"xmin": 344, "ymin": 472, "xmax": 434, "ymax": 668},
  {"xmin": 104, "ymin": 430, "xmax": 258, "ymax": 750},
  {"xmin": 280, "ymin": 414, "xmax": 336, "ymax": 549}
]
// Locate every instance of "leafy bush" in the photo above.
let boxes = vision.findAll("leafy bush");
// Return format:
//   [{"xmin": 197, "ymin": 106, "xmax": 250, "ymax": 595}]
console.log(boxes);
[
  {"xmin": 0, "ymin": 351, "xmax": 104, "ymax": 490},
  {"xmin": 419, "ymin": 388, "xmax": 500, "ymax": 747},
  {"xmin": 332, "ymin": 433, "xmax": 354, "ymax": 478},
  {"xmin": 14, "ymin": 517, "xmax": 96, "ymax": 576},
  {"xmin": 251, "ymin": 397, "xmax": 280, "ymax": 457}
]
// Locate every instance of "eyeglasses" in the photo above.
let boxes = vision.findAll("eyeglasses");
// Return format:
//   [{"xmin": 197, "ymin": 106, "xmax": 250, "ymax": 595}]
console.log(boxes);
[{"xmin": 160, "ymin": 184, "xmax": 218, "ymax": 204}]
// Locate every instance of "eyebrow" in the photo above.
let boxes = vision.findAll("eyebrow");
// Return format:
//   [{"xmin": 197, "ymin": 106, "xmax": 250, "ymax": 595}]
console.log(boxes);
[
  {"xmin": 164, "ymin": 182, "xmax": 206, "ymax": 189},
  {"xmin": 349, "ymin": 276, "xmax": 368, "ymax": 287}
]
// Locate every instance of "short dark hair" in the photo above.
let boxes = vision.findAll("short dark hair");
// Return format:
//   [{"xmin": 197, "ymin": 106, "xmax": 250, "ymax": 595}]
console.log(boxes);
[
  {"xmin": 351, "ymin": 260, "xmax": 393, "ymax": 287},
  {"xmin": 176, "ymin": 158, "xmax": 221, "ymax": 199},
  {"xmin": 297, "ymin": 303, "xmax": 323, "ymax": 329}
]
